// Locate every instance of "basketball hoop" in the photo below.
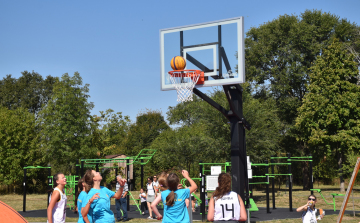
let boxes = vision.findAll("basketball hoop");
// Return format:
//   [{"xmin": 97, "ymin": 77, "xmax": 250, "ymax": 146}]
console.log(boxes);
[{"xmin": 168, "ymin": 70, "xmax": 204, "ymax": 102}]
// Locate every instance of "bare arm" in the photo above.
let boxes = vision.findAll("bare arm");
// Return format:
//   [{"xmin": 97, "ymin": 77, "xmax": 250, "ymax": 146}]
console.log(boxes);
[
  {"xmin": 47, "ymin": 190, "xmax": 60, "ymax": 223},
  {"xmin": 296, "ymin": 202, "xmax": 310, "ymax": 212},
  {"xmin": 238, "ymin": 194, "xmax": 247, "ymax": 221},
  {"xmin": 112, "ymin": 179, "xmax": 126, "ymax": 199},
  {"xmin": 82, "ymin": 193, "xmax": 100, "ymax": 220},
  {"xmin": 207, "ymin": 196, "xmax": 215, "ymax": 222},
  {"xmin": 150, "ymin": 195, "xmax": 163, "ymax": 220},
  {"xmin": 182, "ymin": 170, "xmax": 197, "ymax": 193}
]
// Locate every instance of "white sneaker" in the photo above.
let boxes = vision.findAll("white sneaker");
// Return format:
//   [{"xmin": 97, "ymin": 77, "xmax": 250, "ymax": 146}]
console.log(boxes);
[{"xmin": 147, "ymin": 216, "xmax": 152, "ymax": 219}]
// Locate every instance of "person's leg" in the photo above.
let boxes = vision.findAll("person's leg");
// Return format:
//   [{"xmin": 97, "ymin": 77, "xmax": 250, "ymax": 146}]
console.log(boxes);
[
  {"xmin": 115, "ymin": 199, "xmax": 122, "ymax": 221},
  {"xmin": 147, "ymin": 201, "xmax": 152, "ymax": 218},
  {"xmin": 120, "ymin": 197, "xmax": 128, "ymax": 220}
]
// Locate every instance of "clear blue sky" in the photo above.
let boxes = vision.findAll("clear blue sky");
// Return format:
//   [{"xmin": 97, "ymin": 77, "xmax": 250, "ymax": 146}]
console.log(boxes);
[{"xmin": 1, "ymin": 0, "xmax": 359, "ymax": 122}]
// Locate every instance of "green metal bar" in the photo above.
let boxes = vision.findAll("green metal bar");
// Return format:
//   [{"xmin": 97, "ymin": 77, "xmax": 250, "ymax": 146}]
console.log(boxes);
[
  {"xmin": 269, "ymin": 163, "xmax": 291, "ymax": 165},
  {"xmin": 287, "ymin": 159, "xmax": 312, "ymax": 162},
  {"xmin": 251, "ymin": 163, "xmax": 269, "ymax": 166},
  {"xmin": 249, "ymin": 182, "xmax": 269, "ymax": 185},
  {"xmin": 23, "ymin": 166, "xmax": 51, "ymax": 169},
  {"xmin": 252, "ymin": 176, "xmax": 267, "ymax": 178},
  {"xmin": 128, "ymin": 191, "xmax": 142, "ymax": 214},
  {"xmin": 310, "ymin": 189, "xmax": 334, "ymax": 206},
  {"xmin": 265, "ymin": 173, "xmax": 292, "ymax": 176},
  {"xmin": 288, "ymin": 156, "xmax": 312, "ymax": 159},
  {"xmin": 270, "ymin": 157, "xmax": 288, "ymax": 159}
]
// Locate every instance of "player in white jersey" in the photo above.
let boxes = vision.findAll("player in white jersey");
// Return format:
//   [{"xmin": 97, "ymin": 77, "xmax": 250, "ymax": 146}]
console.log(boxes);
[
  {"xmin": 47, "ymin": 173, "xmax": 67, "ymax": 223},
  {"xmin": 207, "ymin": 173, "xmax": 247, "ymax": 222}
]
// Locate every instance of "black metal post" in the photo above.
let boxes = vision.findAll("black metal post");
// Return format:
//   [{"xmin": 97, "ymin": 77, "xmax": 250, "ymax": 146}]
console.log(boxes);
[
  {"xmin": 48, "ymin": 167, "xmax": 52, "ymax": 207},
  {"xmin": 96, "ymin": 163, "xmax": 99, "ymax": 173},
  {"xmin": 288, "ymin": 153, "xmax": 293, "ymax": 212},
  {"xmin": 218, "ymin": 25, "xmax": 222, "ymax": 78},
  {"xmin": 127, "ymin": 158, "xmax": 130, "ymax": 211},
  {"xmin": 309, "ymin": 154, "xmax": 313, "ymax": 195},
  {"xmin": 200, "ymin": 161, "xmax": 205, "ymax": 222},
  {"xmin": 271, "ymin": 156, "xmax": 275, "ymax": 209},
  {"xmin": 81, "ymin": 159, "xmax": 84, "ymax": 177},
  {"xmin": 75, "ymin": 160, "xmax": 79, "ymax": 201},
  {"xmin": 141, "ymin": 159, "xmax": 144, "ymax": 189},
  {"xmin": 180, "ymin": 31, "xmax": 183, "ymax": 57},
  {"xmin": 266, "ymin": 160, "xmax": 270, "ymax": 213},
  {"xmin": 23, "ymin": 167, "xmax": 27, "ymax": 212}
]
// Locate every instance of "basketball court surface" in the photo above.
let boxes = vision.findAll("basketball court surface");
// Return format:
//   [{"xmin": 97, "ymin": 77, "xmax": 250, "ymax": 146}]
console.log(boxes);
[{"xmin": 17, "ymin": 204, "xmax": 360, "ymax": 222}]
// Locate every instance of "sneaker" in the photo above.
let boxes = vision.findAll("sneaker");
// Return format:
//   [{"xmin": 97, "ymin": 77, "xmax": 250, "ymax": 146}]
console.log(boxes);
[
  {"xmin": 142, "ymin": 212, "xmax": 145, "ymax": 215},
  {"xmin": 147, "ymin": 216, "xmax": 153, "ymax": 219}
]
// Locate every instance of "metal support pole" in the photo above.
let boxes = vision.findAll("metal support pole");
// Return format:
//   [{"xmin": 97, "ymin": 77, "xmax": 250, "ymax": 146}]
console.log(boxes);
[
  {"xmin": 310, "ymin": 154, "xmax": 313, "ymax": 195},
  {"xmin": 266, "ymin": 160, "xmax": 270, "ymax": 213},
  {"xmin": 141, "ymin": 159, "xmax": 144, "ymax": 189},
  {"xmin": 200, "ymin": 161, "xmax": 205, "ymax": 222},
  {"xmin": 271, "ymin": 156, "xmax": 276, "ymax": 209},
  {"xmin": 81, "ymin": 159, "xmax": 84, "ymax": 177},
  {"xmin": 23, "ymin": 167, "xmax": 27, "ymax": 212},
  {"xmin": 48, "ymin": 167, "xmax": 52, "ymax": 207},
  {"xmin": 218, "ymin": 25, "xmax": 222, "ymax": 78},
  {"xmin": 75, "ymin": 160, "xmax": 79, "ymax": 200},
  {"xmin": 127, "ymin": 159, "xmax": 130, "ymax": 211},
  {"xmin": 288, "ymin": 153, "xmax": 293, "ymax": 212},
  {"xmin": 96, "ymin": 163, "xmax": 99, "ymax": 173}
]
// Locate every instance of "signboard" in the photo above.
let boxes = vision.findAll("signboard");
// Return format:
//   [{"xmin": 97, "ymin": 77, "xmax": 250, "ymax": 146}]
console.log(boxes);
[
  {"xmin": 211, "ymin": 166, "xmax": 222, "ymax": 175},
  {"xmin": 206, "ymin": 175, "xmax": 219, "ymax": 191}
]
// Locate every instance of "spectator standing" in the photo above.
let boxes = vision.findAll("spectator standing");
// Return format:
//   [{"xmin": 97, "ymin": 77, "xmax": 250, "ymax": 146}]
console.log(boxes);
[
  {"xmin": 146, "ymin": 176, "xmax": 156, "ymax": 219},
  {"xmin": 115, "ymin": 175, "xmax": 128, "ymax": 222},
  {"xmin": 138, "ymin": 188, "xmax": 148, "ymax": 215}
]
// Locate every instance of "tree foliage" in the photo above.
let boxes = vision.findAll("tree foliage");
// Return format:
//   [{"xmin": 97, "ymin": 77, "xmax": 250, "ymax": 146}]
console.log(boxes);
[
  {"xmin": 0, "ymin": 71, "xmax": 57, "ymax": 115},
  {"xmin": 37, "ymin": 72, "xmax": 96, "ymax": 173},
  {"xmin": 0, "ymin": 107, "xmax": 42, "ymax": 185},
  {"xmin": 296, "ymin": 40, "xmax": 360, "ymax": 186}
]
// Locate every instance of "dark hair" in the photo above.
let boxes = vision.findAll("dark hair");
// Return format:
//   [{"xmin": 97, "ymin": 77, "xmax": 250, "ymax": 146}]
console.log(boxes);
[
  {"xmin": 74, "ymin": 178, "xmax": 84, "ymax": 209},
  {"xmin": 213, "ymin": 173, "xmax": 231, "ymax": 200},
  {"xmin": 308, "ymin": 194, "xmax": 317, "ymax": 208},
  {"xmin": 166, "ymin": 173, "xmax": 179, "ymax": 206},
  {"xmin": 148, "ymin": 176, "xmax": 153, "ymax": 182},
  {"xmin": 47, "ymin": 172, "xmax": 64, "ymax": 194},
  {"xmin": 83, "ymin": 170, "xmax": 94, "ymax": 193}
]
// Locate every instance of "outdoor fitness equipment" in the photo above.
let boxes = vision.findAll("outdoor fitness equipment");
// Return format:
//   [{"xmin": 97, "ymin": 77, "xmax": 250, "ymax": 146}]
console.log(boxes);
[
  {"xmin": 22, "ymin": 165, "xmax": 52, "ymax": 212},
  {"xmin": 80, "ymin": 149, "xmax": 156, "ymax": 213},
  {"xmin": 310, "ymin": 188, "xmax": 344, "ymax": 212},
  {"xmin": 250, "ymin": 161, "xmax": 272, "ymax": 213}
]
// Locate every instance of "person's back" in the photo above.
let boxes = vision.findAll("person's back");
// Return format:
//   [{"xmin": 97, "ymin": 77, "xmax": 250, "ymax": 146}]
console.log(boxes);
[
  {"xmin": 214, "ymin": 191, "xmax": 241, "ymax": 221},
  {"xmin": 161, "ymin": 188, "xmax": 190, "ymax": 223}
]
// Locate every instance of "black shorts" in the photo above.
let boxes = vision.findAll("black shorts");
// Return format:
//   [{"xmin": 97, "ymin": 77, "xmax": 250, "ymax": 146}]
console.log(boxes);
[{"xmin": 191, "ymin": 196, "xmax": 194, "ymax": 200}]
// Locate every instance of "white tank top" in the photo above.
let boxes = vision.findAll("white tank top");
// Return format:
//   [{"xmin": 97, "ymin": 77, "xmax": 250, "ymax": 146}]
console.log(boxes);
[
  {"xmin": 47, "ymin": 187, "xmax": 67, "ymax": 223},
  {"xmin": 147, "ymin": 182, "xmax": 155, "ymax": 196},
  {"xmin": 214, "ymin": 191, "xmax": 241, "ymax": 221}
]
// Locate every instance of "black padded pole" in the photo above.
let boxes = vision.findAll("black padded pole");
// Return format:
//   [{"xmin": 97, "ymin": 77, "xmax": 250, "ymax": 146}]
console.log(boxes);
[
  {"xmin": 81, "ymin": 159, "xmax": 84, "ymax": 177},
  {"xmin": 23, "ymin": 167, "xmax": 27, "ymax": 212},
  {"xmin": 47, "ymin": 167, "xmax": 52, "ymax": 207},
  {"xmin": 271, "ymin": 156, "xmax": 275, "ymax": 209},
  {"xmin": 200, "ymin": 161, "xmax": 205, "ymax": 222},
  {"xmin": 288, "ymin": 153, "xmax": 293, "ymax": 212},
  {"xmin": 310, "ymin": 154, "xmax": 313, "ymax": 195},
  {"xmin": 127, "ymin": 159, "xmax": 130, "ymax": 211},
  {"xmin": 266, "ymin": 160, "xmax": 270, "ymax": 213},
  {"xmin": 141, "ymin": 159, "xmax": 144, "ymax": 189}
]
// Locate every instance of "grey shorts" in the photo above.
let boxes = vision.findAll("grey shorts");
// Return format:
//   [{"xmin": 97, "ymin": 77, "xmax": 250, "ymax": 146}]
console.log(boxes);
[{"xmin": 147, "ymin": 195, "xmax": 155, "ymax": 202}]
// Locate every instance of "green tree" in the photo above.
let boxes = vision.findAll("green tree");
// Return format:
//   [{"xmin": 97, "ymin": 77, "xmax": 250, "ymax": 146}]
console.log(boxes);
[
  {"xmin": 37, "ymin": 72, "xmax": 96, "ymax": 173},
  {"xmin": 0, "ymin": 71, "xmax": 57, "ymax": 115},
  {"xmin": 296, "ymin": 40, "xmax": 360, "ymax": 192},
  {"xmin": 0, "ymin": 107, "xmax": 42, "ymax": 186}
]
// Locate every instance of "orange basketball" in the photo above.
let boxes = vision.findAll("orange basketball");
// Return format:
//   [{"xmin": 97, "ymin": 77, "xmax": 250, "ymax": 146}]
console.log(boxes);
[{"xmin": 170, "ymin": 56, "xmax": 186, "ymax": 70}]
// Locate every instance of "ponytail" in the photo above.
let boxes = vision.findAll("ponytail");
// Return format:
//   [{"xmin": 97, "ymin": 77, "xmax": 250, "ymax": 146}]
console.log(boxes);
[
  {"xmin": 74, "ymin": 178, "xmax": 84, "ymax": 209},
  {"xmin": 83, "ymin": 170, "xmax": 94, "ymax": 193},
  {"xmin": 166, "ymin": 173, "xmax": 179, "ymax": 207}
]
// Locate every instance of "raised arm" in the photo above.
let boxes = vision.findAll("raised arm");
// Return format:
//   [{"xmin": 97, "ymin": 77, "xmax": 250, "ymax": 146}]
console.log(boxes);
[
  {"xmin": 113, "ymin": 178, "xmax": 126, "ymax": 199},
  {"xmin": 182, "ymin": 170, "xmax": 197, "ymax": 193},
  {"xmin": 296, "ymin": 202, "xmax": 310, "ymax": 212}
]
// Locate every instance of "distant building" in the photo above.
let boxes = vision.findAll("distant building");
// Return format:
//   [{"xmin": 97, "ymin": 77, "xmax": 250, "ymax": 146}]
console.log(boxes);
[{"xmin": 104, "ymin": 154, "xmax": 133, "ymax": 180}]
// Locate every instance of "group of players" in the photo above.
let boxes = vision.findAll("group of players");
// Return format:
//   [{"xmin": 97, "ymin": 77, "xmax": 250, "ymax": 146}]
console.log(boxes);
[{"xmin": 46, "ymin": 169, "xmax": 248, "ymax": 223}]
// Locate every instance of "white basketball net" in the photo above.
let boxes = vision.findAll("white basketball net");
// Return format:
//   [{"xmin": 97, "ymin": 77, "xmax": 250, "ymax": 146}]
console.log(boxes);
[{"xmin": 169, "ymin": 70, "xmax": 201, "ymax": 102}]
